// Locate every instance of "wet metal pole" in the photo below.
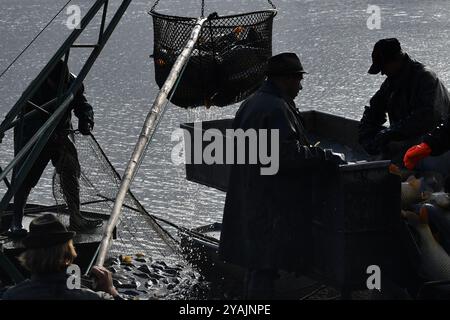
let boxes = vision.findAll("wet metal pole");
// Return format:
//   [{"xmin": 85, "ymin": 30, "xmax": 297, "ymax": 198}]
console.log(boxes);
[{"xmin": 96, "ymin": 16, "xmax": 208, "ymax": 267}]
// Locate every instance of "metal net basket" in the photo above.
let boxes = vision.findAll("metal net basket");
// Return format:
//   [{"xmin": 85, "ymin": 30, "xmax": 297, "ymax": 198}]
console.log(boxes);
[{"xmin": 150, "ymin": 10, "xmax": 277, "ymax": 108}]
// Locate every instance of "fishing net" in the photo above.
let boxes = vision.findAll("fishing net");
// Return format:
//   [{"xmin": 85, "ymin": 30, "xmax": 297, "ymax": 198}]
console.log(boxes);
[
  {"xmin": 51, "ymin": 133, "xmax": 213, "ymax": 299},
  {"xmin": 150, "ymin": 9, "xmax": 277, "ymax": 108},
  {"xmin": 52, "ymin": 133, "xmax": 181, "ymax": 263}
]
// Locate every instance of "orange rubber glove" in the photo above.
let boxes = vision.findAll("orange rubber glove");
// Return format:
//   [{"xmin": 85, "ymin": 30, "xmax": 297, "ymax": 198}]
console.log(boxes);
[{"xmin": 403, "ymin": 143, "xmax": 432, "ymax": 170}]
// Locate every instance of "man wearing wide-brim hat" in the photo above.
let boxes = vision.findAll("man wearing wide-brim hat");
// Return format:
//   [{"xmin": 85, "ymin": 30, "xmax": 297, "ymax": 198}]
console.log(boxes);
[
  {"xmin": 219, "ymin": 52, "xmax": 344, "ymax": 299},
  {"xmin": 359, "ymin": 38, "xmax": 450, "ymax": 172},
  {"xmin": 2, "ymin": 214, "xmax": 120, "ymax": 300}
]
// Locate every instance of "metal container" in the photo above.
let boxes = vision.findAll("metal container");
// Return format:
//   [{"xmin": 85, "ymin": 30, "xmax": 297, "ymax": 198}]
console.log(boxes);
[
  {"xmin": 310, "ymin": 161, "xmax": 401, "ymax": 290},
  {"xmin": 180, "ymin": 111, "xmax": 402, "ymax": 291}
]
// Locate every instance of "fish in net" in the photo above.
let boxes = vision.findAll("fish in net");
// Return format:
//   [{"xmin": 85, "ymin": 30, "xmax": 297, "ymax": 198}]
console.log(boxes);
[
  {"xmin": 52, "ymin": 133, "xmax": 180, "ymax": 260},
  {"xmin": 150, "ymin": 9, "xmax": 277, "ymax": 108}
]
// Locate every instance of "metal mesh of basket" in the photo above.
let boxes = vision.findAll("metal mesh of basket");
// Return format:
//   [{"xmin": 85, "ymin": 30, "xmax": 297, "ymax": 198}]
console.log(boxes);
[{"xmin": 150, "ymin": 10, "xmax": 277, "ymax": 108}]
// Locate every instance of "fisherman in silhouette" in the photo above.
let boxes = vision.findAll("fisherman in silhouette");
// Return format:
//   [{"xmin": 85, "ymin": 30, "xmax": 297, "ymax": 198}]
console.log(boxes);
[
  {"xmin": 219, "ymin": 53, "xmax": 344, "ymax": 299},
  {"xmin": 359, "ymin": 38, "xmax": 450, "ymax": 172},
  {"xmin": 8, "ymin": 60, "xmax": 102, "ymax": 238}
]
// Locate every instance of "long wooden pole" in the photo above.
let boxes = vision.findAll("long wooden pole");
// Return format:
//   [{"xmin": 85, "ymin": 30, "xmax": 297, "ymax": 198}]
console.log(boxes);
[{"xmin": 95, "ymin": 17, "xmax": 208, "ymax": 267}]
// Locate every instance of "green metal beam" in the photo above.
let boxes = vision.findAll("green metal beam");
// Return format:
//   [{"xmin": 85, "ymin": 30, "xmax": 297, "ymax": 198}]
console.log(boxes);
[
  {"xmin": 0, "ymin": 0, "xmax": 108, "ymax": 135},
  {"xmin": 0, "ymin": 0, "xmax": 132, "ymax": 216}
]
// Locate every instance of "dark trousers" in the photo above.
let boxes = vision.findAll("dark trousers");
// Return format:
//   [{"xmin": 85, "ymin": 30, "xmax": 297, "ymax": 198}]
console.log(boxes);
[
  {"xmin": 244, "ymin": 268, "xmax": 278, "ymax": 300},
  {"xmin": 12, "ymin": 136, "xmax": 81, "ymax": 229}
]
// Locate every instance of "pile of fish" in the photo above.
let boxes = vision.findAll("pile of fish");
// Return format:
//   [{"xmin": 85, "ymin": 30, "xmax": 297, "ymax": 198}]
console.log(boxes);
[
  {"xmin": 401, "ymin": 170, "xmax": 450, "ymax": 251},
  {"xmin": 398, "ymin": 167, "xmax": 450, "ymax": 286},
  {"xmin": 401, "ymin": 209, "xmax": 450, "ymax": 286},
  {"xmin": 401, "ymin": 172, "xmax": 450, "ymax": 210},
  {"xmin": 105, "ymin": 254, "xmax": 209, "ymax": 300}
]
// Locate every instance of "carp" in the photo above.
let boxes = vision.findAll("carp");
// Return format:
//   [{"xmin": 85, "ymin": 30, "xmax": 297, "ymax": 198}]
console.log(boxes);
[
  {"xmin": 402, "ymin": 209, "xmax": 450, "ymax": 283},
  {"xmin": 401, "ymin": 176, "xmax": 423, "ymax": 208},
  {"xmin": 422, "ymin": 192, "xmax": 450, "ymax": 209}
]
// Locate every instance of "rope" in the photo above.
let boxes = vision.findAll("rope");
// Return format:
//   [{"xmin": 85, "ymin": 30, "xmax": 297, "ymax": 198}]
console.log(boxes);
[
  {"xmin": 152, "ymin": 0, "xmax": 206, "ymax": 15},
  {"xmin": 267, "ymin": 0, "xmax": 277, "ymax": 9},
  {"xmin": 151, "ymin": 0, "xmax": 274, "ymax": 15},
  {"xmin": 150, "ymin": 0, "xmax": 161, "ymax": 13},
  {"xmin": 0, "ymin": 0, "xmax": 72, "ymax": 80}
]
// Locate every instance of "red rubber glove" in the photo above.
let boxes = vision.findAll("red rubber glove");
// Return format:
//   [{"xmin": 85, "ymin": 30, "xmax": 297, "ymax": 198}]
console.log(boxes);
[{"xmin": 403, "ymin": 143, "xmax": 432, "ymax": 170}]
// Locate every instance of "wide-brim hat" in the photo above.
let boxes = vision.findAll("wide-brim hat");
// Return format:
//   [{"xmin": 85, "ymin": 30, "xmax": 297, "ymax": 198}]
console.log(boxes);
[
  {"xmin": 368, "ymin": 38, "xmax": 403, "ymax": 75},
  {"xmin": 22, "ymin": 214, "xmax": 75, "ymax": 249},
  {"xmin": 267, "ymin": 52, "xmax": 308, "ymax": 76}
]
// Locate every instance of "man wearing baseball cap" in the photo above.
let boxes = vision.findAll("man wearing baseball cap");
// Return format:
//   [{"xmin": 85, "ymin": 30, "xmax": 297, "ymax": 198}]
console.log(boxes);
[{"xmin": 359, "ymin": 38, "xmax": 450, "ymax": 167}]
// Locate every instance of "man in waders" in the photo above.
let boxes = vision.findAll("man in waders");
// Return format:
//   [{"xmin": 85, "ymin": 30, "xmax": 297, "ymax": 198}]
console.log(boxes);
[
  {"xmin": 359, "ymin": 38, "xmax": 450, "ymax": 173},
  {"xmin": 219, "ymin": 53, "xmax": 344, "ymax": 299},
  {"xmin": 8, "ymin": 60, "xmax": 103, "ymax": 238}
]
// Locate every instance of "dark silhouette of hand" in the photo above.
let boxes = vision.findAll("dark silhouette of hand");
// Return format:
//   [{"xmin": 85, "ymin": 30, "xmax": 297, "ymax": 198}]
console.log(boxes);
[{"xmin": 78, "ymin": 119, "xmax": 93, "ymax": 135}]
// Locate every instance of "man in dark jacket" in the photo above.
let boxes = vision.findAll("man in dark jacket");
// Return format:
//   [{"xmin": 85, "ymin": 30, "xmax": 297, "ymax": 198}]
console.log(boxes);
[
  {"xmin": 218, "ymin": 53, "xmax": 343, "ymax": 299},
  {"xmin": 9, "ymin": 60, "xmax": 102, "ymax": 237},
  {"xmin": 359, "ymin": 38, "xmax": 450, "ymax": 166}
]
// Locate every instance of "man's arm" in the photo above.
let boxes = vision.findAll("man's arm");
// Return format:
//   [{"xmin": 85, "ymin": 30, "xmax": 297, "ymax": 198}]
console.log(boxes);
[
  {"xmin": 265, "ymin": 103, "xmax": 341, "ymax": 171},
  {"xmin": 90, "ymin": 266, "xmax": 124, "ymax": 300},
  {"xmin": 358, "ymin": 80, "xmax": 389, "ymax": 148},
  {"xmin": 403, "ymin": 114, "xmax": 450, "ymax": 169},
  {"xmin": 70, "ymin": 77, "xmax": 94, "ymax": 135}
]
